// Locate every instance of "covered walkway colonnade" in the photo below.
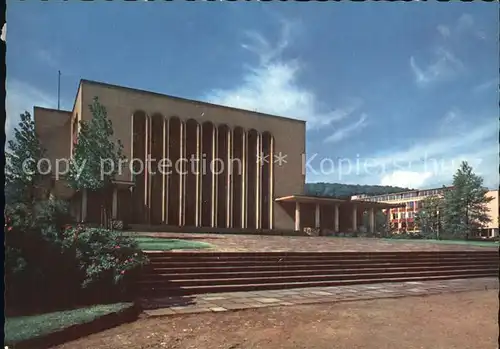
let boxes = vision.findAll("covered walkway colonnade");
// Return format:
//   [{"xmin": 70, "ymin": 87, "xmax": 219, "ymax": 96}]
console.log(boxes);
[{"xmin": 275, "ymin": 195, "xmax": 405, "ymax": 234}]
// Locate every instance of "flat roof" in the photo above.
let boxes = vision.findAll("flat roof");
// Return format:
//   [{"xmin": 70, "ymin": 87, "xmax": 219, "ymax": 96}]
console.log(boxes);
[
  {"xmin": 275, "ymin": 195, "xmax": 405, "ymax": 208},
  {"xmin": 367, "ymin": 186, "xmax": 454, "ymax": 198},
  {"xmin": 33, "ymin": 106, "xmax": 72, "ymax": 114},
  {"xmin": 79, "ymin": 79, "xmax": 307, "ymax": 125},
  {"xmin": 276, "ymin": 195, "xmax": 345, "ymax": 204}
]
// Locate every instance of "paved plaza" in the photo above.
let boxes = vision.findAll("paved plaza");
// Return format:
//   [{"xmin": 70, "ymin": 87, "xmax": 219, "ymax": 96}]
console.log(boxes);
[{"xmin": 139, "ymin": 233, "xmax": 499, "ymax": 252}]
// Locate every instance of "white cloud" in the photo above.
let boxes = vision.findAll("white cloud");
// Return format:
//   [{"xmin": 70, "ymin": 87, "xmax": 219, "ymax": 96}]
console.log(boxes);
[
  {"xmin": 410, "ymin": 47, "xmax": 464, "ymax": 86},
  {"xmin": 369, "ymin": 117, "xmax": 498, "ymax": 189},
  {"xmin": 327, "ymin": 98, "xmax": 364, "ymax": 123},
  {"xmin": 306, "ymin": 112, "xmax": 497, "ymax": 188},
  {"xmin": 439, "ymin": 108, "xmax": 463, "ymax": 133},
  {"xmin": 324, "ymin": 113, "xmax": 368, "ymax": 143},
  {"xmin": 411, "ymin": 13, "xmax": 488, "ymax": 87},
  {"xmin": 475, "ymin": 30, "xmax": 487, "ymax": 41},
  {"xmin": 473, "ymin": 78, "xmax": 498, "ymax": 94},
  {"xmin": 437, "ymin": 25, "xmax": 451, "ymax": 39},
  {"xmin": 437, "ymin": 13, "xmax": 486, "ymax": 41},
  {"xmin": 373, "ymin": 118, "xmax": 495, "ymax": 165},
  {"xmin": 442, "ymin": 109, "xmax": 458, "ymax": 124},
  {"xmin": 380, "ymin": 170, "xmax": 433, "ymax": 189},
  {"xmin": 240, "ymin": 20, "xmax": 292, "ymax": 66},
  {"xmin": 396, "ymin": 12, "xmax": 496, "ymax": 187},
  {"xmin": 204, "ymin": 20, "xmax": 362, "ymax": 130},
  {"xmin": 6, "ymin": 79, "xmax": 57, "ymax": 137},
  {"xmin": 36, "ymin": 48, "xmax": 59, "ymax": 69},
  {"xmin": 457, "ymin": 13, "xmax": 474, "ymax": 31}
]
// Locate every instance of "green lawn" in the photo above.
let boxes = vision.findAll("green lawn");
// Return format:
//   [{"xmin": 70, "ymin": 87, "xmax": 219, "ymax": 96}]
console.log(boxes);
[
  {"xmin": 5, "ymin": 303, "xmax": 133, "ymax": 344},
  {"xmin": 383, "ymin": 238, "xmax": 499, "ymax": 247},
  {"xmin": 134, "ymin": 237, "xmax": 214, "ymax": 251}
]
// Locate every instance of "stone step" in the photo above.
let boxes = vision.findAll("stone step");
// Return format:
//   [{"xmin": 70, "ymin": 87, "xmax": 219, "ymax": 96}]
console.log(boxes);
[
  {"xmin": 140, "ymin": 274, "xmax": 491, "ymax": 296},
  {"xmin": 146, "ymin": 256, "xmax": 498, "ymax": 268},
  {"xmin": 141, "ymin": 264, "xmax": 498, "ymax": 281},
  {"xmin": 139, "ymin": 250, "xmax": 499, "ymax": 297},
  {"xmin": 140, "ymin": 268, "xmax": 495, "ymax": 289},
  {"xmin": 143, "ymin": 260, "xmax": 497, "ymax": 275},
  {"xmin": 145, "ymin": 250, "xmax": 499, "ymax": 258}
]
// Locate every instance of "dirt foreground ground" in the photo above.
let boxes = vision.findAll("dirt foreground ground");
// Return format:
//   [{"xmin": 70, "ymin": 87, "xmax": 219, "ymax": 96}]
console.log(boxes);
[{"xmin": 56, "ymin": 290, "xmax": 498, "ymax": 349}]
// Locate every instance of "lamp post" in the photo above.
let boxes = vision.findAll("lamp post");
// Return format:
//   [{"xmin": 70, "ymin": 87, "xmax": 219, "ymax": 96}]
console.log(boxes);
[{"xmin": 436, "ymin": 210, "xmax": 440, "ymax": 240}]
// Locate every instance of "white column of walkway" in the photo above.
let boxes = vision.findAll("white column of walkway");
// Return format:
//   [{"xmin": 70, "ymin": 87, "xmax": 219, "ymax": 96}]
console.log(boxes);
[
  {"xmin": 315, "ymin": 203, "xmax": 320, "ymax": 229},
  {"xmin": 292, "ymin": 199, "xmax": 341, "ymax": 233},
  {"xmin": 295, "ymin": 201, "xmax": 301, "ymax": 231},
  {"xmin": 280, "ymin": 196, "xmax": 398, "ymax": 234},
  {"xmin": 369, "ymin": 207, "xmax": 375, "ymax": 234},
  {"xmin": 352, "ymin": 205, "xmax": 357, "ymax": 231},
  {"xmin": 334, "ymin": 204, "xmax": 339, "ymax": 232},
  {"xmin": 353, "ymin": 205, "xmax": 376, "ymax": 233}
]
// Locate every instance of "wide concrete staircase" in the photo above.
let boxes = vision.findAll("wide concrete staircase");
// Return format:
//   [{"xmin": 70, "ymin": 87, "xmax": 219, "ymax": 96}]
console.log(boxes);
[{"xmin": 139, "ymin": 251, "xmax": 499, "ymax": 296}]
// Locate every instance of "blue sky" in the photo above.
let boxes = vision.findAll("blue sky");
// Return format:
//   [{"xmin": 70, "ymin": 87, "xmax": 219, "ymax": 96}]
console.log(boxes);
[{"xmin": 6, "ymin": 2, "xmax": 499, "ymax": 189}]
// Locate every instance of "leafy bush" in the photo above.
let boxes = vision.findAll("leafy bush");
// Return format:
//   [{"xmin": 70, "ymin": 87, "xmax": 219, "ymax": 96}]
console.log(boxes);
[
  {"xmin": 33, "ymin": 199, "xmax": 73, "ymax": 239},
  {"xmin": 4, "ymin": 199, "xmax": 77, "ymax": 311},
  {"xmin": 5, "ymin": 197, "xmax": 72, "ymax": 240},
  {"xmin": 5, "ymin": 110, "xmax": 147, "ymax": 313},
  {"xmin": 5, "ymin": 246, "xmax": 27, "ymax": 278},
  {"xmin": 5, "ymin": 199, "xmax": 69, "ymax": 278},
  {"xmin": 5, "ymin": 201, "xmax": 148, "ymax": 311},
  {"xmin": 61, "ymin": 226, "xmax": 148, "ymax": 293}
]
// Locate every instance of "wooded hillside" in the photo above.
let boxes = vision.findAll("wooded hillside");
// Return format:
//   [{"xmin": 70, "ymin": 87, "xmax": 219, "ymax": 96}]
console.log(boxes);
[{"xmin": 305, "ymin": 182, "xmax": 411, "ymax": 199}]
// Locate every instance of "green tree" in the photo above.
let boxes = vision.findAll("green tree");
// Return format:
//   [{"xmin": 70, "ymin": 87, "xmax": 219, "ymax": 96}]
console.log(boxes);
[
  {"xmin": 414, "ymin": 195, "xmax": 443, "ymax": 239},
  {"xmin": 5, "ymin": 112, "xmax": 47, "ymax": 204},
  {"xmin": 441, "ymin": 161, "xmax": 493, "ymax": 239},
  {"xmin": 5, "ymin": 113, "xmax": 73, "ymax": 308},
  {"xmin": 67, "ymin": 97, "xmax": 125, "ymax": 224},
  {"xmin": 5, "ymin": 111, "xmax": 71, "ymax": 236},
  {"xmin": 5, "ymin": 111, "xmax": 72, "ymax": 238}
]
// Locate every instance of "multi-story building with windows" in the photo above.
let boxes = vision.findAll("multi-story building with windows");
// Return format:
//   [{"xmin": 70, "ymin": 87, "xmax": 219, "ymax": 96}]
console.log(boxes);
[
  {"xmin": 483, "ymin": 189, "xmax": 499, "ymax": 237},
  {"xmin": 364, "ymin": 187, "xmax": 499, "ymax": 237}
]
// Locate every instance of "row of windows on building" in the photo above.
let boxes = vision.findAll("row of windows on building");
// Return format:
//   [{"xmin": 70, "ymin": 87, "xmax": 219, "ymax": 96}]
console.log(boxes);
[
  {"xmin": 366, "ymin": 188, "xmax": 447, "ymax": 202},
  {"xmin": 390, "ymin": 201, "xmax": 426, "ymax": 210},
  {"xmin": 405, "ymin": 201, "xmax": 425, "ymax": 209}
]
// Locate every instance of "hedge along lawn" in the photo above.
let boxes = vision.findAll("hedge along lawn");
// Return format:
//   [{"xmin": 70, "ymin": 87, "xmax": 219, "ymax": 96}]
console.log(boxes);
[
  {"xmin": 383, "ymin": 238, "xmax": 499, "ymax": 247},
  {"xmin": 5, "ymin": 303, "xmax": 133, "ymax": 345},
  {"xmin": 134, "ymin": 237, "xmax": 214, "ymax": 251}
]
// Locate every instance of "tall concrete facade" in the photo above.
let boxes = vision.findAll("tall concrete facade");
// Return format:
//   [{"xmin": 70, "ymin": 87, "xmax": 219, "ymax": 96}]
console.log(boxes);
[{"xmin": 35, "ymin": 79, "xmax": 306, "ymax": 231}]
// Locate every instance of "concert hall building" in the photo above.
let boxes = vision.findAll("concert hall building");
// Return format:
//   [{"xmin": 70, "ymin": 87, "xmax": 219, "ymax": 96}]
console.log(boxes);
[{"xmin": 34, "ymin": 79, "xmax": 400, "ymax": 233}]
